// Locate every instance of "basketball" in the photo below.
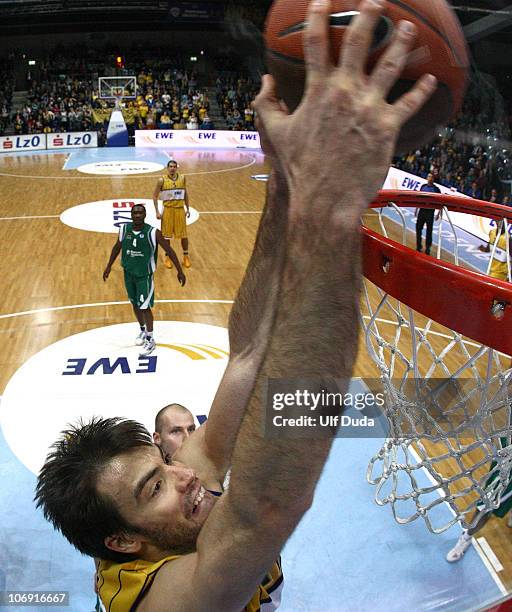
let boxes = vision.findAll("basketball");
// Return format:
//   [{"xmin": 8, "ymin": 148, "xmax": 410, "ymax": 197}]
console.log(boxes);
[{"xmin": 264, "ymin": 0, "xmax": 470, "ymax": 153}]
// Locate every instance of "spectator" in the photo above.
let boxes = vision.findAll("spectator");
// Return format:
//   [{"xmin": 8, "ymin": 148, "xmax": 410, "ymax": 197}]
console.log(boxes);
[
  {"xmin": 186, "ymin": 114, "xmax": 198, "ymax": 130},
  {"xmin": 466, "ymin": 181, "xmax": 482, "ymax": 200},
  {"xmin": 200, "ymin": 114, "xmax": 214, "ymax": 130},
  {"xmin": 159, "ymin": 111, "xmax": 172, "ymax": 129},
  {"xmin": 489, "ymin": 188, "xmax": 499, "ymax": 203}
]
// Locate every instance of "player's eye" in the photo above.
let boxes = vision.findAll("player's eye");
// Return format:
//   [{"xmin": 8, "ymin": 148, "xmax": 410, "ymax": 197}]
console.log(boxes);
[{"xmin": 151, "ymin": 481, "xmax": 162, "ymax": 497}]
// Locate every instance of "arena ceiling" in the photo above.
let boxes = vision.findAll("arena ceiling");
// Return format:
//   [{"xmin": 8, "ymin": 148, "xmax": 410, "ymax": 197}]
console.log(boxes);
[{"xmin": 0, "ymin": 0, "xmax": 510, "ymax": 39}]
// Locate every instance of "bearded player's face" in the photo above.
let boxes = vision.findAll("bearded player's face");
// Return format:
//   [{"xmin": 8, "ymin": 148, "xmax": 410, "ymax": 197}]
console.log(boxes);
[{"xmin": 96, "ymin": 445, "xmax": 217, "ymax": 556}]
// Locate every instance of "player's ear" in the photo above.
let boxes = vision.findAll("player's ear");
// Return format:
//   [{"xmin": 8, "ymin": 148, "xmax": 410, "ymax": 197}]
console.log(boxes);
[
  {"xmin": 153, "ymin": 432, "xmax": 161, "ymax": 445},
  {"xmin": 104, "ymin": 533, "xmax": 142, "ymax": 555}
]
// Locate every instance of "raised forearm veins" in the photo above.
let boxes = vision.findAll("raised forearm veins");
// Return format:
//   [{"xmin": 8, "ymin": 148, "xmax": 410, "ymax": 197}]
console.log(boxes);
[
  {"xmin": 229, "ymin": 193, "xmax": 364, "ymax": 520},
  {"xmin": 228, "ymin": 170, "xmax": 289, "ymax": 357}
]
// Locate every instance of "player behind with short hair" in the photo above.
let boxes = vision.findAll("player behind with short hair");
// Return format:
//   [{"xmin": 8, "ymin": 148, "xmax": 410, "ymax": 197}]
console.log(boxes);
[{"xmin": 153, "ymin": 403, "xmax": 196, "ymax": 462}]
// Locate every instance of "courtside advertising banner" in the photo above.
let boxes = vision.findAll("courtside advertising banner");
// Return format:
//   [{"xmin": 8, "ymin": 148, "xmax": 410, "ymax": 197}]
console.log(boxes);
[
  {"xmin": 135, "ymin": 129, "xmax": 261, "ymax": 149},
  {"xmin": 0, "ymin": 132, "xmax": 98, "ymax": 153},
  {"xmin": 0, "ymin": 134, "xmax": 46, "ymax": 152},
  {"xmin": 47, "ymin": 131, "xmax": 97, "ymax": 149}
]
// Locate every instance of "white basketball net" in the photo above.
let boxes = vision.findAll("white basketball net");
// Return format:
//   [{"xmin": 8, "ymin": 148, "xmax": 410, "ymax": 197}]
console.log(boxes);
[{"xmin": 361, "ymin": 201, "xmax": 512, "ymax": 533}]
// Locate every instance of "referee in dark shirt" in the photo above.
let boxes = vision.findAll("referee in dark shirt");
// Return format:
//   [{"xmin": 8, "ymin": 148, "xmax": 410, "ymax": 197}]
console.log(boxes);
[{"xmin": 416, "ymin": 173, "xmax": 441, "ymax": 255}]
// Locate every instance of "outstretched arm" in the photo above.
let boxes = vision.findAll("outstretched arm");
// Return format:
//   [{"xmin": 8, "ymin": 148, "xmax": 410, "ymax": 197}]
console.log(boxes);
[
  {"xmin": 103, "ymin": 240, "xmax": 122, "ymax": 281},
  {"xmin": 141, "ymin": 2, "xmax": 436, "ymax": 610},
  {"xmin": 184, "ymin": 177, "xmax": 191, "ymax": 217},
  {"xmin": 175, "ymin": 104, "xmax": 290, "ymax": 478},
  {"xmin": 155, "ymin": 229, "xmax": 186, "ymax": 286},
  {"xmin": 177, "ymin": 165, "xmax": 290, "ymax": 479},
  {"xmin": 153, "ymin": 178, "xmax": 163, "ymax": 220}
]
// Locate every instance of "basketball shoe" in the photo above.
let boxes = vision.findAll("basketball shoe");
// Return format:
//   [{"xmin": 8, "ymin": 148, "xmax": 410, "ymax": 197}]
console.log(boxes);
[
  {"xmin": 135, "ymin": 330, "xmax": 146, "ymax": 346},
  {"xmin": 446, "ymin": 531, "xmax": 472, "ymax": 562},
  {"xmin": 140, "ymin": 337, "xmax": 156, "ymax": 357}
]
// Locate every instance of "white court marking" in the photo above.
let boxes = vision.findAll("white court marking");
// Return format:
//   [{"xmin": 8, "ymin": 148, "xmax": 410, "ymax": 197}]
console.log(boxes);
[
  {"xmin": 62, "ymin": 153, "xmax": 72, "ymax": 170},
  {"xmin": 199, "ymin": 211, "xmax": 261, "ymax": 214},
  {"xmin": 476, "ymin": 537, "xmax": 505, "ymax": 573},
  {"xmin": 0, "ymin": 215, "xmax": 60, "ymax": 221},
  {"xmin": 0, "ymin": 211, "xmax": 261, "ymax": 222},
  {"xmin": 0, "ymin": 299, "xmax": 235, "ymax": 320},
  {"xmin": 0, "ymin": 156, "xmax": 257, "ymax": 180},
  {"xmin": 0, "ymin": 302, "xmax": 497, "ymax": 357}
]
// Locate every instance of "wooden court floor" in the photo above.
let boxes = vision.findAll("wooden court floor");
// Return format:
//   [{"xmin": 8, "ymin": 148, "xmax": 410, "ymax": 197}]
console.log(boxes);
[{"xmin": 0, "ymin": 150, "xmax": 511, "ymax": 598}]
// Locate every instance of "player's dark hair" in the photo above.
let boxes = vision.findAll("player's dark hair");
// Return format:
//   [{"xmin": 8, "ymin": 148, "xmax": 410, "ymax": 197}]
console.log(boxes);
[
  {"xmin": 35, "ymin": 417, "xmax": 154, "ymax": 562},
  {"xmin": 154, "ymin": 403, "xmax": 192, "ymax": 433},
  {"xmin": 132, "ymin": 203, "xmax": 146, "ymax": 213},
  {"xmin": 167, "ymin": 159, "xmax": 178, "ymax": 167}
]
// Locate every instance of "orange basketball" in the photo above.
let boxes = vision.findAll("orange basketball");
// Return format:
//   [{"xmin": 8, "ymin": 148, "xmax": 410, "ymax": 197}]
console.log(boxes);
[{"xmin": 264, "ymin": 0, "xmax": 469, "ymax": 153}]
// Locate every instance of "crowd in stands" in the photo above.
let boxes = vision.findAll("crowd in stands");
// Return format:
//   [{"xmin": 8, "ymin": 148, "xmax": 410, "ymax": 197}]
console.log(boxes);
[
  {"xmin": 127, "ymin": 68, "xmax": 214, "ymax": 131},
  {"xmin": 215, "ymin": 73, "xmax": 257, "ymax": 131},
  {"xmin": 2, "ymin": 45, "xmax": 241, "ymax": 138},
  {"xmin": 0, "ymin": 43, "xmax": 263, "ymax": 138},
  {"xmin": 0, "ymin": 57, "xmax": 15, "ymax": 136},
  {"xmin": 3, "ymin": 46, "xmax": 510, "ymax": 205},
  {"xmin": 395, "ymin": 76, "xmax": 512, "ymax": 203}
]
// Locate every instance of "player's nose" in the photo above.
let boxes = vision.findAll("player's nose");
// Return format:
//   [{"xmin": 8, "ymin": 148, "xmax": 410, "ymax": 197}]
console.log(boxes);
[{"xmin": 173, "ymin": 466, "xmax": 196, "ymax": 491}]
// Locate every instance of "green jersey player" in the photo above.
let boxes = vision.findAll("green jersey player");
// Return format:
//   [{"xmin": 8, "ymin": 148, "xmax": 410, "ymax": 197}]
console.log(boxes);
[{"xmin": 103, "ymin": 204, "xmax": 186, "ymax": 355}]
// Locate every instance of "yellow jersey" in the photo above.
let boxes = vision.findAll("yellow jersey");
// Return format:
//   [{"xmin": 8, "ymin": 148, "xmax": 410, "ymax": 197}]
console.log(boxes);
[
  {"xmin": 489, "ymin": 228, "xmax": 510, "ymax": 281},
  {"xmin": 97, "ymin": 555, "xmax": 283, "ymax": 612},
  {"xmin": 161, "ymin": 174, "xmax": 186, "ymax": 209}
]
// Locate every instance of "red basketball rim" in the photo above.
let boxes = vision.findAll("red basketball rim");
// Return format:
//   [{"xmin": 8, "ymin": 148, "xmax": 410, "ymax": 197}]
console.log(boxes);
[{"xmin": 362, "ymin": 190, "xmax": 512, "ymax": 354}]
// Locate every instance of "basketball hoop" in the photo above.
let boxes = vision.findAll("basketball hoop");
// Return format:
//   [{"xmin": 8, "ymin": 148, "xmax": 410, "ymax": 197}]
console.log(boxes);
[
  {"xmin": 361, "ymin": 190, "xmax": 512, "ymax": 533},
  {"xmin": 98, "ymin": 76, "xmax": 137, "ymax": 107}
]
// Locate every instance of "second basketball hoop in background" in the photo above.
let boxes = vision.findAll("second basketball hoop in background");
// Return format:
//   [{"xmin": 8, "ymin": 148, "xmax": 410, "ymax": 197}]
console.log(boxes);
[{"xmin": 98, "ymin": 76, "xmax": 137, "ymax": 147}]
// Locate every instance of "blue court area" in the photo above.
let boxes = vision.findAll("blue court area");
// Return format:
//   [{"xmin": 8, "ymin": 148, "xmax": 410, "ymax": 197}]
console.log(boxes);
[
  {"xmin": 280, "ymin": 436, "xmax": 501, "ymax": 612},
  {"xmin": 380, "ymin": 205, "xmax": 492, "ymax": 274},
  {"xmin": 62, "ymin": 146, "xmax": 171, "ymax": 169},
  {"xmin": 0, "ymin": 386, "xmax": 503, "ymax": 612}
]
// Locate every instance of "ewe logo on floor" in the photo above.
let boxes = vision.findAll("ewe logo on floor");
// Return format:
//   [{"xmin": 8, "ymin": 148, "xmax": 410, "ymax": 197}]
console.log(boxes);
[
  {"xmin": 77, "ymin": 160, "xmax": 164, "ymax": 175},
  {"xmin": 0, "ymin": 321, "xmax": 229, "ymax": 475},
  {"xmin": 60, "ymin": 198, "xmax": 199, "ymax": 233}
]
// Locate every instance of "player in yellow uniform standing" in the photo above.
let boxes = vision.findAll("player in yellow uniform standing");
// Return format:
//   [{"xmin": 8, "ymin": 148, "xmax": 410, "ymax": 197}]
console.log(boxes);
[
  {"xmin": 153, "ymin": 159, "xmax": 192, "ymax": 269},
  {"xmin": 478, "ymin": 220, "xmax": 510, "ymax": 281}
]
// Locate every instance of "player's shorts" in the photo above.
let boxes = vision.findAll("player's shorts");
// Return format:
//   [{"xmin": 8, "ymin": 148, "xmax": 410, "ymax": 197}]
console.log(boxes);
[
  {"xmin": 124, "ymin": 271, "xmax": 154, "ymax": 310},
  {"xmin": 162, "ymin": 205, "xmax": 187, "ymax": 239}
]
